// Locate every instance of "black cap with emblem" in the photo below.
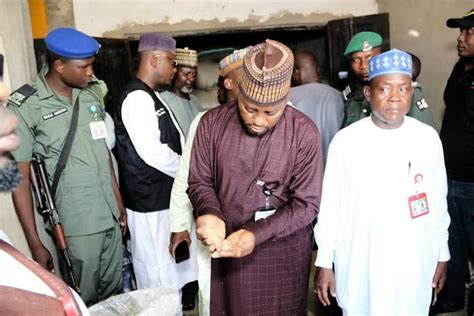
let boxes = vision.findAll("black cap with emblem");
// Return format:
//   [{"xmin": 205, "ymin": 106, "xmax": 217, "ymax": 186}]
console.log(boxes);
[{"xmin": 447, "ymin": 9, "xmax": 474, "ymax": 28}]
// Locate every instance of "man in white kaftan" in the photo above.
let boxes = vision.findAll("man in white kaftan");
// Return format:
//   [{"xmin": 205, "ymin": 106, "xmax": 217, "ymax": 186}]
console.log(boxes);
[
  {"xmin": 314, "ymin": 49, "xmax": 450, "ymax": 316},
  {"xmin": 115, "ymin": 33, "xmax": 196, "ymax": 296}
]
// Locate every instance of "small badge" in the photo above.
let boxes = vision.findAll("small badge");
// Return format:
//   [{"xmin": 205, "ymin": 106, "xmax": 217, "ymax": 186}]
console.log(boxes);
[
  {"xmin": 408, "ymin": 192, "xmax": 429, "ymax": 219},
  {"xmin": 415, "ymin": 98, "xmax": 429, "ymax": 111},
  {"xmin": 362, "ymin": 40, "xmax": 373, "ymax": 52},
  {"xmin": 90, "ymin": 121, "xmax": 107, "ymax": 140},
  {"xmin": 88, "ymin": 104, "xmax": 105, "ymax": 121},
  {"xmin": 255, "ymin": 208, "xmax": 277, "ymax": 221},
  {"xmin": 414, "ymin": 173, "xmax": 423, "ymax": 183}
]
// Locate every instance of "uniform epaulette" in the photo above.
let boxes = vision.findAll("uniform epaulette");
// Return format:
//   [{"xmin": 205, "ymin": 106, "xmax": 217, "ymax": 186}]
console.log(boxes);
[
  {"xmin": 8, "ymin": 84, "xmax": 37, "ymax": 107},
  {"xmin": 415, "ymin": 98, "xmax": 429, "ymax": 111},
  {"xmin": 342, "ymin": 84, "xmax": 352, "ymax": 101}
]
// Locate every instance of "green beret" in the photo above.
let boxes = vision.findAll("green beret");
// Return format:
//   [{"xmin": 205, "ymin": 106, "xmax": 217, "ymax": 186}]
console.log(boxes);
[{"xmin": 343, "ymin": 31, "xmax": 382, "ymax": 56}]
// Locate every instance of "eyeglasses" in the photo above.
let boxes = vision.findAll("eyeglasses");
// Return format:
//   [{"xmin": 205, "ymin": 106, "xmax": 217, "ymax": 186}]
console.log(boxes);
[{"xmin": 154, "ymin": 54, "xmax": 178, "ymax": 67}]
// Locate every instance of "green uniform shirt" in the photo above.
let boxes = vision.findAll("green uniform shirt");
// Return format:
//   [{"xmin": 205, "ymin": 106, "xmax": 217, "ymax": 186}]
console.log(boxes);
[
  {"xmin": 8, "ymin": 73, "xmax": 119, "ymax": 236},
  {"xmin": 342, "ymin": 81, "xmax": 438, "ymax": 132},
  {"xmin": 342, "ymin": 82, "xmax": 370, "ymax": 128},
  {"xmin": 406, "ymin": 83, "xmax": 438, "ymax": 132}
]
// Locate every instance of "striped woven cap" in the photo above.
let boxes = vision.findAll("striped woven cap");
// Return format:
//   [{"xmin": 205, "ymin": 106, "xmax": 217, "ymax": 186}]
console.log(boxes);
[
  {"xmin": 219, "ymin": 47, "xmax": 251, "ymax": 77},
  {"xmin": 176, "ymin": 47, "xmax": 198, "ymax": 67},
  {"xmin": 239, "ymin": 39, "xmax": 294, "ymax": 105}
]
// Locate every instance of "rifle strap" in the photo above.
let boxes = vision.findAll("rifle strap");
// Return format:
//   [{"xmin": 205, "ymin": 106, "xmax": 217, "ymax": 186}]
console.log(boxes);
[{"xmin": 51, "ymin": 96, "xmax": 80, "ymax": 197}]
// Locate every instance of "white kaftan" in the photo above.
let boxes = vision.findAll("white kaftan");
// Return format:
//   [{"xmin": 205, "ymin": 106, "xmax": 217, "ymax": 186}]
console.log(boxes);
[
  {"xmin": 170, "ymin": 112, "xmax": 211, "ymax": 316},
  {"xmin": 314, "ymin": 116, "xmax": 450, "ymax": 316}
]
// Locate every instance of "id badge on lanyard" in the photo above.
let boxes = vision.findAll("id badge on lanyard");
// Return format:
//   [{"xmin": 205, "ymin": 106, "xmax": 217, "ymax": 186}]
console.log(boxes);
[
  {"xmin": 88, "ymin": 105, "xmax": 107, "ymax": 140},
  {"xmin": 407, "ymin": 162, "xmax": 429, "ymax": 219}
]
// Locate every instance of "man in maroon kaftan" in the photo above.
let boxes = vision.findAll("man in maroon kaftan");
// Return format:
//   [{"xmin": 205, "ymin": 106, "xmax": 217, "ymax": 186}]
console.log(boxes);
[{"xmin": 188, "ymin": 40, "xmax": 323, "ymax": 315}]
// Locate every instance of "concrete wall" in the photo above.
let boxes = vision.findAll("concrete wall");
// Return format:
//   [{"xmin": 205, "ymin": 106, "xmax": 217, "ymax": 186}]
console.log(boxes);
[
  {"xmin": 378, "ymin": 0, "xmax": 470, "ymax": 129},
  {"xmin": 45, "ymin": 0, "xmax": 75, "ymax": 29},
  {"xmin": 72, "ymin": 0, "xmax": 378, "ymax": 37}
]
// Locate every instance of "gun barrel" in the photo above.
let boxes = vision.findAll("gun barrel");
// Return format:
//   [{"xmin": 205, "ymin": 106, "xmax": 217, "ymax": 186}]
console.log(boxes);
[
  {"xmin": 61, "ymin": 249, "xmax": 80, "ymax": 294},
  {"xmin": 30, "ymin": 155, "xmax": 80, "ymax": 293}
]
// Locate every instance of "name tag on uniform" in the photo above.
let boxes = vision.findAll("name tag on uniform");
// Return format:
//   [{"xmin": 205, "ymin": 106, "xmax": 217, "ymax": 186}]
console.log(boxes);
[
  {"xmin": 408, "ymin": 192, "xmax": 429, "ymax": 219},
  {"xmin": 254, "ymin": 208, "xmax": 276, "ymax": 221},
  {"xmin": 90, "ymin": 121, "xmax": 108, "ymax": 140}
]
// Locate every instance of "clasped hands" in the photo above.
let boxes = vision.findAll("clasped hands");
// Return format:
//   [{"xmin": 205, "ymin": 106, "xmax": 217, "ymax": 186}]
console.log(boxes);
[{"xmin": 196, "ymin": 214, "xmax": 255, "ymax": 258}]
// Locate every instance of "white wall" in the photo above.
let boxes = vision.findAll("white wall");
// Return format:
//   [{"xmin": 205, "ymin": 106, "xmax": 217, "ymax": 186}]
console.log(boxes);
[{"xmin": 73, "ymin": 0, "xmax": 378, "ymax": 37}]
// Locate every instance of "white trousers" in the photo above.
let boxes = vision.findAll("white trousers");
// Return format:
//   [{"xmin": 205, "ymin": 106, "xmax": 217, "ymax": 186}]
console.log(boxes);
[{"xmin": 127, "ymin": 209, "xmax": 198, "ymax": 291}]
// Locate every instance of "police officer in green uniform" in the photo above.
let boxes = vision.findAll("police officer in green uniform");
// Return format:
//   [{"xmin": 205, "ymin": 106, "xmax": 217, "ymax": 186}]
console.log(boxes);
[
  {"xmin": 8, "ymin": 27, "xmax": 126, "ymax": 306},
  {"xmin": 341, "ymin": 31, "xmax": 437, "ymax": 131},
  {"xmin": 341, "ymin": 31, "xmax": 382, "ymax": 127}
]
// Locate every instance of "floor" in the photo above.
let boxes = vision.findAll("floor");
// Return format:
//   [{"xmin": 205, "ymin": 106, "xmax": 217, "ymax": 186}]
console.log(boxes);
[{"xmin": 184, "ymin": 251, "xmax": 469, "ymax": 316}]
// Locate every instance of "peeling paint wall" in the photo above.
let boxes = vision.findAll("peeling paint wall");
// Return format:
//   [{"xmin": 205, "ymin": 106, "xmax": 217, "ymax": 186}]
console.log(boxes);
[{"xmin": 72, "ymin": 0, "xmax": 379, "ymax": 38}]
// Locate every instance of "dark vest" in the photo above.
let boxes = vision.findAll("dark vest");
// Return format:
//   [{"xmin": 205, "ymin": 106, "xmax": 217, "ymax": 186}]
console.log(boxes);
[{"xmin": 115, "ymin": 78, "xmax": 182, "ymax": 212}]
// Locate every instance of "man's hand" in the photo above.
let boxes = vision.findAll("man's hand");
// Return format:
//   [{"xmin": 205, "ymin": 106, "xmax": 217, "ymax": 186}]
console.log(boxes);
[
  {"xmin": 196, "ymin": 214, "xmax": 225, "ymax": 253},
  {"xmin": 169, "ymin": 230, "xmax": 191, "ymax": 259},
  {"xmin": 119, "ymin": 206, "xmax": 127, "ymax": 236},
  {"xmin": 432, "ymin": 261, "xmax": 448, "ymax": 297},
  {"xmin": 211, "ymin": 229, "xmax": 255, "ymax": 258},
  {"xmin": 31, "ymin": 243, "xmax": 54, "ymax": 273},
  {"xmin": 315, "ymin": 267, "xmax": 336, "ymax": 306}
]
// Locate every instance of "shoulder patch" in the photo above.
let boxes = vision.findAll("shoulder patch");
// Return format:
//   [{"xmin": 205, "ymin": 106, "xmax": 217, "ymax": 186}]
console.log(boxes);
[
  {"xmin": 342, "ymin": 85, "xmax": 352, "ymax": 101},
  {"xmin": 415, "ymin": 98, "xmax": 429, "ymax": 111},
  {"xmin": 8, "ymin": 84, "xmax": 37, "ymax": 107}
]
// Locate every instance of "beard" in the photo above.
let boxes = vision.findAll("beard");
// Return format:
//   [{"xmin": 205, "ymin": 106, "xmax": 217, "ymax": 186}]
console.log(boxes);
[
  {"xmin": 180, "ymin": 86, "xmax": 193, "ymax": 94},
  {"xmin": 0, "ymin": 154, "xmax": 21, "ymax": 192}
]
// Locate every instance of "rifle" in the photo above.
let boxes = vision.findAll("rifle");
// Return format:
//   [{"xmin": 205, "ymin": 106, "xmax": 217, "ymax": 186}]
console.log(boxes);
[{"xmin": 29, "ymin": 154, "xmax": 80, "ymax": 294}]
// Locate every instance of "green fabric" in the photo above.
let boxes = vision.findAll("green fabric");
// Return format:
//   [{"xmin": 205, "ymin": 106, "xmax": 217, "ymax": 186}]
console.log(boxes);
[
  {"xmin": 161, "ymin": 91, "xmax": 202, "ymax": 139},
  {"xmin": 342, "ymin": 82, "xmax": 370, "ymax": 127},
  {"xmin": 406, "ymin": 83, "xmax": 438, "ymax": 132},
  {"xmin": 344, "ymin": 31, "xmax": 382, "ymax": 56},
  {"xmin": 66, "ymin": 226, "xmax": 122, "ymax": 305},
  {"xmin": 8, "ymin": 73, "xmax": 119, "ymax": 236},
  {"xmin": 342, "ymin": 82, "xmax": 438, "ymax": 131}
]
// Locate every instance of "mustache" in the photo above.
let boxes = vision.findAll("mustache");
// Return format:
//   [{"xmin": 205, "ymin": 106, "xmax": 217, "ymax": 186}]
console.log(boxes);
[{"xmin": 0, "ymin": 154, "xmax": 22, "ymax": 192}]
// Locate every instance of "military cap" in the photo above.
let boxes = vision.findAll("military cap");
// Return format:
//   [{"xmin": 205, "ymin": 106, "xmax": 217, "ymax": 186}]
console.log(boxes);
[
  {"xmin": 45, "ymin": 27, "xmax": 100, "ymax": 59},
  {"xmin": 219, "ymin": 47, "xmax": 251, "ymax": 77},
  {"xmin": 368, "ymin": 48, "xmax": 412, "ymax": 81},
  {"xmin": 343, "ymin": 31, "xmax": 382, "ymax": 56},
  {"xmin": 447, "ymin": 9, "xmax": 474, "ymax": 28},
  {"xmin": 175, "ymin": 47, "xmax": 198, "ymax": 67},
  {"xmin": 239, "ymin": 39, "xmax": 293, "ymax": 106},
  {"xmin": 138, "ymin": 33, "xmax": 176, "ymax": 53}
]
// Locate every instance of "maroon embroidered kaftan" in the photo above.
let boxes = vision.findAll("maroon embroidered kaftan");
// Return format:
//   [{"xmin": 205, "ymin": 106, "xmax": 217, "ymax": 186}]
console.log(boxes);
[{"xmin": 188, "ymin": 101, "xmax": 323, "ymax": 315}]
